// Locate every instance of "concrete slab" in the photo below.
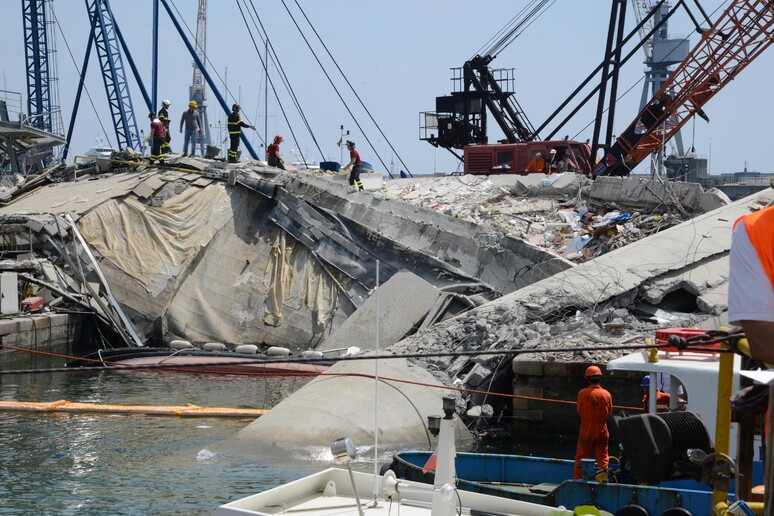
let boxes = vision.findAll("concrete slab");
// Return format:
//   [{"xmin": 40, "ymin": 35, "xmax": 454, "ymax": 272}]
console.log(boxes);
[
  {"xmin": 589, "ymin": 176, "xmax": 729, "ymax": 213},
  {"xmin": 319, "ymin": 271, "xmax": 442, "ymax": 351},
  {"xmin": 232, "ymin": 356, "xmax": 471, "ymax": 447},
  {"xmin": 132, "ymin": 175, "xmax": 165, "ymax": 199},
  {"xmin": 0, "ymin": 171, "xmax": 148, "ymax": 219}
]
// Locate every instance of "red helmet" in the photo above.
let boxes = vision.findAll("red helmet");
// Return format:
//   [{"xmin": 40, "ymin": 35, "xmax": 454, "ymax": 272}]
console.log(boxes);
[
  {"xmin": 585, "ymin": 365, "xmax": 603, "ymax": 378},
  {"xmin": 274, "ymin": 135, "xmax": 283, "ymax": 144}
]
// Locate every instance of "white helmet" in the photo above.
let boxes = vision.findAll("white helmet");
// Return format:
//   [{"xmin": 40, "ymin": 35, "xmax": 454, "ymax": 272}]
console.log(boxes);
[{"xmin": 162, "ymin": 99, "xmax": 171, "ymax": 107}]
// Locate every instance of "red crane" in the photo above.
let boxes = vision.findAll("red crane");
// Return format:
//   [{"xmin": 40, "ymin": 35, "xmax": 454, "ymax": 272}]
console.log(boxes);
[{"xmin": 596, "ymin": 0, "xmax": 774, "ymax": 176}]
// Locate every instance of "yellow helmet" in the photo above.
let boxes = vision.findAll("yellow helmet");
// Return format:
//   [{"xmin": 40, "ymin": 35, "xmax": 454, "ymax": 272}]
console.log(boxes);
[{"xmin": 188, "ymin": 100, "xmax": 198, "ymax": 108}]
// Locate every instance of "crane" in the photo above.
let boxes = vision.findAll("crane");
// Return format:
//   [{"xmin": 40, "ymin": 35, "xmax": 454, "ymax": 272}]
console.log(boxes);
[
  {"xmin": 597, "ymin": 0, "xmax": 774, "ymax": 177},
  {"xmin": 189, "ymin": 0, "xmax": 212, "ymax": 155},
  {"xmin": 630, "ymin": 0, "xmax": 690, "ymax": 158},
  {"xmin": 63, "ymin": 0, "xmax": 143, "ymax": 158},
  {"xmin": 22, "ymin": 0, "xmax": 63, "ymax": 136}
]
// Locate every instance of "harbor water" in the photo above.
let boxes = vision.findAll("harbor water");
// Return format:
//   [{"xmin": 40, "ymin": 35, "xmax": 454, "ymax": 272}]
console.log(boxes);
[{"xmin": 0, "ymin": 363, "xmax": 576, "ymax": 515}]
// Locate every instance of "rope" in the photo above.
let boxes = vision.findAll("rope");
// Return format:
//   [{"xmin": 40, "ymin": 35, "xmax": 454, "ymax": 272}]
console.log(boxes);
[
  {"xmin": 240, "ymin": 0, "xmax": 322, "ymax": 161},
  {"xmin": 289, "ymin": 0, "xmax": 410, "ymax": 178},
  {"xmin": 0, "ymin": 338, "xmax": 706, "ymax": 378},
  {"xmin": 0, "ymin": 339, "xmax": 671, "ymax": 412}
]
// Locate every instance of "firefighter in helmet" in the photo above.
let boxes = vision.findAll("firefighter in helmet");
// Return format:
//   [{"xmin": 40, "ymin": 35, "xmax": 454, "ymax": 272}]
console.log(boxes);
[{"xmin": 227, "ymin": 103, "xmax": 255, "ymax": 163}]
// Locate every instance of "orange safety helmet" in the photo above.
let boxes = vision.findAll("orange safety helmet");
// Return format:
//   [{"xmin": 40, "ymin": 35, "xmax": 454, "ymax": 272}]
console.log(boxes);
[
  {"xmin": 585, "ymin": 365, "xmax": 603, "ymax": 378},
  {"xmin": 274, "ymin": 135, "xmax": 283, "ymax": 144}
]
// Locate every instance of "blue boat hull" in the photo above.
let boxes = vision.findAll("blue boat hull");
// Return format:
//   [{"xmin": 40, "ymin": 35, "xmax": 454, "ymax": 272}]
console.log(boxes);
[{"xmin": 388, "ymin": 451, "xmax": 714, "ymax": 515}]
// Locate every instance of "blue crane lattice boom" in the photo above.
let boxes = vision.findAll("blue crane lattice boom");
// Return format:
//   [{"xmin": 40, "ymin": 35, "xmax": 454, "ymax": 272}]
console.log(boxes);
[
  {"xmin": 23, "ymin": 0, "xmax": 62, "ymax": 134},
  {"xmin": 86, "ymin": 0, "xmax": 141, "ymax": 152}
]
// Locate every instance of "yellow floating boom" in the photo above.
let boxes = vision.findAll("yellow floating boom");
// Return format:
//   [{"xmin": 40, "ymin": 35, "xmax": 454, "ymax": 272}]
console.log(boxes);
[{"xmin": 0, "ymin": 399, "xmax": 266, "ymax": 418}]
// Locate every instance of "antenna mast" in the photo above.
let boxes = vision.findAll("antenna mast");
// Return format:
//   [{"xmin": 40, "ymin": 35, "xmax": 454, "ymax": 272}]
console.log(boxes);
[{"xmin": 190, "ymin": 0, "xmax": 211, "ymax": 154}]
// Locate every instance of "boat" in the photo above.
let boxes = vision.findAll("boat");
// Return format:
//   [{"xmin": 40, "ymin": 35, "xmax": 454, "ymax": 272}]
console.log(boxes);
[
  {"xmin": 215, "ymin": 396, "xmax": 575, "ymax": 516},
  {"xmin": 65, "ymin": 343, "xmax": 356, "ymax": 376},
  {"xmin": 81, "ymin": 138, "xmax": 117, "ymax": 163},
  {"xmin": 384, "ymin": 328, "xmax": 765, "ymax": 515}
]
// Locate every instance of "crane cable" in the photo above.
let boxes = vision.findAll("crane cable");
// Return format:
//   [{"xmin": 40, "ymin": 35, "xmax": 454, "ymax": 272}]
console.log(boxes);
[
  {"xmin": 166, "ymin": 0, "xmax": 265, "ymax": 147},
  {"xmin": 288, "ymin": 0, "xmax": 411, "ymax": 178},
  {"xmin": 476, "ymin": 0, "xmax": 555, "ymax": 59},
  {"xmin": 240, "ymin": 0, "xmax": 323, "ymax": 163},
  {"xmin": 50, "ymin": 7, "xmax": 113, "ymax": 150}
]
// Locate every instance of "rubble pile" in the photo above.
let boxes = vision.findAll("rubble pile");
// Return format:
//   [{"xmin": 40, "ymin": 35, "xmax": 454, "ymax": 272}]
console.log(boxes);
[{"xmin": 381, "ymin": 175, "xmax": 688, "ymax": 263}]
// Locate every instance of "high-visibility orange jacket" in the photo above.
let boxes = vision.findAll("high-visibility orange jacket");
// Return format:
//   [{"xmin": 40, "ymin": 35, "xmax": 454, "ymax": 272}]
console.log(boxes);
[
  {"xmin": 642, "ymin": 391, "xmax": 671, "ymax": 412},
  {"xmin": 735, "ymin": 206, "xmax": 774, "ymax": 287},
  {"xmin": 574, "ymin": 383, "xmax": 612, "ymax": 479},
  {"xmin": 577, "ymin": 384, "xmax": 612, "ymax": 438},
  {"xmin": 526, "ymin": 157, "xmax": 545, "ymax": 173}
]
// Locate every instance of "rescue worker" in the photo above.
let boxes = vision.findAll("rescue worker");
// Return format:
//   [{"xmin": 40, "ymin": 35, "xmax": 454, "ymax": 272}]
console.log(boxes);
[
  {"xmin": 158, "ymin": 100, "xmax": 171, "ymax": 154},
  {"xmin": 227, "ymin": 103, "xmax": 255, "ymax": 163},
  {"xmin": 574, "ymin": 365, "xmax": 612, "ymax": 480},
  {"xmin": 180, "ymin": 100, "xmax": 203, "ymax": 157},
  {"xmin": 266, "ymin": 135, "xmax": 286, "ymax": 169},
  {"xmin": 729, "ymin": 203, "xmax": 774, "ymax": 364},
  {"xmin": 341, "ymin": 140, "xmax": 363, "ymax": 191},
  {"xmin": 640, "ymin": 375, "xmax": 671, "ymax": 412},
  {"xmin": 525, "ymin": 152, "xmax": 545, "ymax": 173},
  {"xmin": 728, "ymin": 202, "xmax": 774, "ymax": 510},
  {"xmin": 148, "ymin": 112, "xmax": 166, "ymax": 165}
]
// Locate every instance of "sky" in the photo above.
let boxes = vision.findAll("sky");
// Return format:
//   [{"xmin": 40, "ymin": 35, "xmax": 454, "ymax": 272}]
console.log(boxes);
[{"xmin": 2, "ymin": 0, "xmax": 773, "ymax": 176}]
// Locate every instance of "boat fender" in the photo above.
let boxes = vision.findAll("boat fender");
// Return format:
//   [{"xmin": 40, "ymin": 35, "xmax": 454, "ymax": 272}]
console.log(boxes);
[
  {"xmin": 659, "ymin": 508, "xmax": 692, "ymax": 516},
  {"xmin": 203, "ymin": 342, "xmax": 227, "ymax": 352},
  {"xmin": 235, "ymin": 344, "xmax": 259, "ymax": 355},
  {"xmin": 266, "ymin": 346, "xmax": 290, "ymax": 357},
  {"xmin": 301, "ymin": 350, "xmax": 324, "ymax": 360},
  {"xmin": 169, "ymin": 339, "xmax": 194, "ymax": 350},
  {"xmin": 614, "ymin": 505, "xmax": 649, "ymax": 516},
  {"xmin": 378, "ymin": 462, "xmax": 392, "ymax": 476}
]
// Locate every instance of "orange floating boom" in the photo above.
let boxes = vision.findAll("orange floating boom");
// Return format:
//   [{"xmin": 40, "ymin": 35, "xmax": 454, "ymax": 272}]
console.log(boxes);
[{"xmin": 0, "ymin": 399, "xmax": 266, "ymax": 418}]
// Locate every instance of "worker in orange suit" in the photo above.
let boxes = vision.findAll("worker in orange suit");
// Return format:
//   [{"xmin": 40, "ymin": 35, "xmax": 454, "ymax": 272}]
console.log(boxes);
[
  {"xmin": 574, "ymin": 365, "xmax": 613, "ymax": 479},
  {"xmin": 728, "ymin": 202, "xmax": 774, "ymax": 509},
  {"xmin": 525, "ymin": 152, "xmax": 545, "ymax": 173},
  {"xmin": 640, "ymin": 375, "xmax": 671, "ymax": 412}
]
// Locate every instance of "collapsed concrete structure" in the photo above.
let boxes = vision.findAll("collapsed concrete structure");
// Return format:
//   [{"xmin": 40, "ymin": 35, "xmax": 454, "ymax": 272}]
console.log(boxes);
[{"xmin": 0, "ymin": 151, "xmax": 766, "ymax": 447}]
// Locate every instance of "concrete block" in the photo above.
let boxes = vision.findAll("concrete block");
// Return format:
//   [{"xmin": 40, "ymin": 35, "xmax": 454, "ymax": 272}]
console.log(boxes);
[
  {"xmin": 542, "ymin": 361, "xmax": 572, "ymax": 377},
  {"xmin": 319, "ymin": 271, "xmax": 441, "ymax": 352},
  {"xmin": 511, "ymin": 359, "xmax": 544, "ymax": 376},
  {"xmin": 512, "ymin": 386, "xmax": 542, "ymax": 410}
]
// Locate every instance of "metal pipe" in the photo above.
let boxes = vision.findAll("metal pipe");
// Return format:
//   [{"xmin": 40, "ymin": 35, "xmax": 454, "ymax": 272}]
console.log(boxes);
[
  {"xmin": 152, "ymin": 0, "xmax": 158, "ymax": 111},
  {"xmin": 713, "ymin": 338, "xmax": 735, "ymax": 506}
]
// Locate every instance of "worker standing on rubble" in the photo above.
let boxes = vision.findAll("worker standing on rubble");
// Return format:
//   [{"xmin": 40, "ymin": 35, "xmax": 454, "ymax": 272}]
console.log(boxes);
[
  {"xmin": 266, "ymin": 135, "xmax": 286, "ymax": 169},
  {"xmin": 341, "ymin": 140, "xmax": 364, "ymax": 192},
  {"xmin": 227, "ymin": 104, "xmax": 255, "ymax": 163},
  {"xmin": 148, "ymin": 112, "xmax": 166, "ymax": 165},
  {"xmin": 180, "ymin": 100, "xmax": 203, "ymax": 157},
  {"xmin": 158, "ymin": 100, "xmax": 172, "ymax": 154},
  {"xmin": 574, "ymin": 365, "xmax": 612, "ymax": 480}
]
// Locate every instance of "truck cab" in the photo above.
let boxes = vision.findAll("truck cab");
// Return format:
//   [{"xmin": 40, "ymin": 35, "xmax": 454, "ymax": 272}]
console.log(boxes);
[{"xmin": 463, "ymin": 140, "xmax": 593, "ymax": 176}]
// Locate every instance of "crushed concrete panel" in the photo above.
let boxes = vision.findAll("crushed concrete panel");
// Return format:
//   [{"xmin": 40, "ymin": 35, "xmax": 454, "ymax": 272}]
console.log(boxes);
[
  {"xmin": 319, "ymin": 271, "xmax": 442, "ymax": 351},
  {"xmin": 232, "ymin": 357, "xmax": 471, "ymax": 448},
  {"xmin": 588, "ymin": 176, "xmax": 728, "ymax": 213}
]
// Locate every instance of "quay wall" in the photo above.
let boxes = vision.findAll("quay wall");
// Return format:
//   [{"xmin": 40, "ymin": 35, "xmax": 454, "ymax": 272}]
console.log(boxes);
[
  {"xmin": 0, "ymin": 313, "xmax": 81, "ymax": 368},
  {"xmin": 511, "ymin": 361, "xmax": 645, "ymax": 439}
]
